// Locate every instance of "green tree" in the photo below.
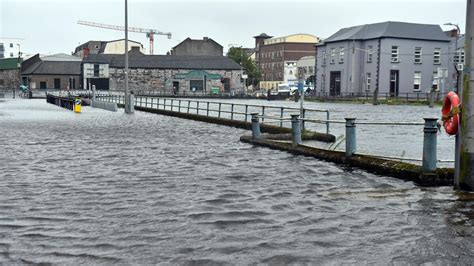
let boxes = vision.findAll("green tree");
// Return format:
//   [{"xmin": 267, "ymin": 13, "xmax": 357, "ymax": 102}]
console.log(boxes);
[{"xmin": 227, "ymin": 47, "xmax": 261, "ymax": 87}]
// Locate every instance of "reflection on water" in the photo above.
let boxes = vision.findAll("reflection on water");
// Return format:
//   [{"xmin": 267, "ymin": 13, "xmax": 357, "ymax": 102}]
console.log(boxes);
[{"xmin": 0, "ymin": 99, "xmax": 472, "ymax": 264}]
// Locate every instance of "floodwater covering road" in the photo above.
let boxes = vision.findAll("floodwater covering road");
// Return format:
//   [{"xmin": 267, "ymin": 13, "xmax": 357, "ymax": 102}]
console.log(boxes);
[{"xmin": 0, "ymin": 99, "xmax": 472, "ymax": 264}]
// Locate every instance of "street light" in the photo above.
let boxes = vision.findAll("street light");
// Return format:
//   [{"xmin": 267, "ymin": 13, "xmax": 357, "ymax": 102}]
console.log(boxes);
[{"xmin": 444, "ymin": 22, "xmax": 461, "ymax": 93}]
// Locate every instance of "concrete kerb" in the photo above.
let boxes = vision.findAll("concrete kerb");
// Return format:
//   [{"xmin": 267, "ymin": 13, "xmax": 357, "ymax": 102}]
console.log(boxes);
[{"xmin": 91, "ymin": 100, "xmax": 118, "ymax": 112}]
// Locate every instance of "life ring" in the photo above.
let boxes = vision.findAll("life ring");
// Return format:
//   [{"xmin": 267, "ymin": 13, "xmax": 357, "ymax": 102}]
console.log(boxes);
[{"xmin": 441, "ymin": 91, "xmax": 460, "ymax": 135}]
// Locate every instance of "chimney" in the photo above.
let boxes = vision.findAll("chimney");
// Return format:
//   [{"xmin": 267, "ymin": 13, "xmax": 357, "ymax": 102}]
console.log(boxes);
[
  {"xmin": 83, "ymin": 47, "xmax": 90, "ymax": 58},
  {"xmin": 203, "ymin": 37, "xmax": 209, "ymax": 41}
]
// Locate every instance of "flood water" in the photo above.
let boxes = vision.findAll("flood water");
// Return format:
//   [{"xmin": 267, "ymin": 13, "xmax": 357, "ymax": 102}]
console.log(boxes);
[{"xmin": 0, "ymin": 99, "xmax": 473, "ymax": 264}]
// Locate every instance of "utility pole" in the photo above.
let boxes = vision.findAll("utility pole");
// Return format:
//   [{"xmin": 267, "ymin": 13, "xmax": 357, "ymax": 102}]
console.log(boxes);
[
  {"xmin": 458, "ymin": 0, "xmax": 474, "ymax": 190},
  {"xmin": 124, "ymin": 0, "xmax": 133, "ymax": 113}
]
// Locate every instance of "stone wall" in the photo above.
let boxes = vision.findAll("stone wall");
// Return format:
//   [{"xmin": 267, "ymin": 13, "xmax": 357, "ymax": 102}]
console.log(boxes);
[
  {"xmin": 108, "ymin": 68, "xmax": 242, "ymax": 93},
  {"xmin": 0, "ymin": 69, "xmax": 20, "ymax": 90}
]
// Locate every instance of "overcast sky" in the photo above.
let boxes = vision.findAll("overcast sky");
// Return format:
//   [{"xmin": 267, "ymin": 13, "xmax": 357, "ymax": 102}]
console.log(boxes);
[{"xmin": 0, "ymin": 0, "xmax": 467, "ymax": 56}]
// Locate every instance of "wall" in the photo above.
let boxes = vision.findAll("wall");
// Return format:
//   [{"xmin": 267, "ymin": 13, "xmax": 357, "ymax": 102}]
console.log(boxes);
[
  {"xmin": 26, "ymin": 75, "xmax": 80, "ymax": 90},
  {"xmin": 378, "ymin": 38, "xmax": 450, "ymax": 95},
  {"xmin": 0, "ymin": 69, "xmax": 20, "ymax": 89},
  {"xmin": 103, "ymin": 41, "xmax": 145, "ymax": 54},
  {"xmin": 108, "ymin": 68, "xmax": 242, "ymax": 93},
  {"xmin": 172, "ymin": 39, "xmax": 223, "ymax": 56}
]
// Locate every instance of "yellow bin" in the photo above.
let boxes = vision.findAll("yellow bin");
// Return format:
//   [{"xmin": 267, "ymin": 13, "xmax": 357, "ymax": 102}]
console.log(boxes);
[{"xmin": 74, "ymin": 98, "xmax": 82, "ymax": 113}]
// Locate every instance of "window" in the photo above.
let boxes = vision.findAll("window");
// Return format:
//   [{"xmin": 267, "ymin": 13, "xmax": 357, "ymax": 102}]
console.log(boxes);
[
  {"xmin": 10, "ymin": 43, "xmax": 13, "ymax": 48},
  {"xmin": 455, "ymin": 49, "xmax": 465, "ymax": 64},
  {"xmin": 366, "ymin": 73, "xmax": 371, "ymax": 91},
  {"xmin": 322, "ymin": 51, "xmax": 327, "ymax": 66},
  {"xmin": 413, "ymin": 71, "xmax": 421, "ymax": 91},
  {"xmin": 330, "ymin": 48, "xmax": 336, "ymax": 64},
  {"xmin": 10, "ymin": 53, "xmax": 14, "ymax": 57},
  {"xmin": 391, "ymin": 46, "xmax": 399, "ymax": 63},
  {"xmin": 367, "ymin": 46, "xmax": 373, "ymax": 63},
  {"xmin": 94, "ymin": 64, "xmax": 100, "ymax": 77},
  {"xmin": 414, "ymin": 47, "xmax": 422, "ymax": 64},
  {"xmin": 433, "ymin": 48, "xmax": 441, "ymax": 64},
  {"xmin": 309, "ymin": 66, "xmax": 314, "ymax": 74},
  {"xmin": 339, "ymin": 47, "xmax": 344, "ymax": 63}
]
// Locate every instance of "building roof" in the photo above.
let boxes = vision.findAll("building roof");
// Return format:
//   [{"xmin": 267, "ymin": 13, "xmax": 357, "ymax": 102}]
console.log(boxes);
[
  {"xmin": 74, "ymin": 39, "xmax": 143, "ymax": 54},
  {"xmin": 0, "ymin": 57, "xmax": 21, "ymax": 70},
  {"xmin": 323, "ymin": 21, "xmax": 451, "ymax": 43},
  {"xmin": 172, "ymin": 37, "xmax": 223, "ymax": 50},
  {"xmin": 263, "ymin": 33, "xmax": 320, "ymax": 45},
  {"xmin": 21, "ymin": 54, "xmax": 81, "ymax": 75},
  {"xmin": 84, "ymin": 50, "xmax": 241, "ymax": 70},
  {"xmin": 41, "ymin": 53, "xmax": 82, "ymax": 61},
  {"xmin": 253, "ymin": 33, "xmax": 273, "ymax": 39}
]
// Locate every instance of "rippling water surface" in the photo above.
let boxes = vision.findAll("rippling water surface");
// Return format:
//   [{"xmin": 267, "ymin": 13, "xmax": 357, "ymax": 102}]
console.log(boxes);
[{"xmin": 0, "ymin": 99, "xmax": 473, "ymax": 264}]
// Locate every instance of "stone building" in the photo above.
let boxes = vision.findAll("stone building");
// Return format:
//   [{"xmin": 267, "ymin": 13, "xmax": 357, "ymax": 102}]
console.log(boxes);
[
  {"xmin": 170, "ymin": 37, "xmax": 223, "ymax": 56},
  {"xmin": 21, "ymin": 54, "xmax": 81, "ymax": 90},
  {"xmin": 83, "ymin": 47, "xmax": 242, "ymax": 93},
  {"xmin": 254, "ymin": 33, "xmax": 320, "ymax": 90},
  {"xmin": 0, "ymin": 57, "xmax": 21, "ymax": 90},
  {"xmin": 73, "ymin": 39, "xmax": 145, "ymax": 58}
]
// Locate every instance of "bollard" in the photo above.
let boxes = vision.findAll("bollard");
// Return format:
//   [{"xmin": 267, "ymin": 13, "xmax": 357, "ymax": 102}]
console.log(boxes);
[
  {"xmin": 345, "ymin": 118, "xmax": 356, "ymax": 156},
  {"xmin": 422, "ymin": 118, "xmax": 438, "ymax": 173},
  {"xmin": 291, "ymin": 114, "xmax": 302, "ymax": 147},
  {"xmin": 251, "ymin": 113, "xmax": 261, "ymax": 139},
  {"xmin": 126, "ymin": 93, "xmax": 135, "ymax": 113},
  {"xmin": 74, "ymin": 98, "xmax": 82, "ymax": 113}
]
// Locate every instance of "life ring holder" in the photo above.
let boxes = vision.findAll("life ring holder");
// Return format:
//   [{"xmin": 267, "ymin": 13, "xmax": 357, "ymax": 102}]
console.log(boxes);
[{"xmin": 441, "ymin": 91, "xmax": 461, "ymax": 135}]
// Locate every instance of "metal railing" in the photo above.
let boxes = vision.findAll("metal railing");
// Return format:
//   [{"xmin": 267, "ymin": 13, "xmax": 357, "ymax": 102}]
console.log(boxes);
[{"xmin": 96, "ymin": 94, "xmax": 331, "ymax": 134}]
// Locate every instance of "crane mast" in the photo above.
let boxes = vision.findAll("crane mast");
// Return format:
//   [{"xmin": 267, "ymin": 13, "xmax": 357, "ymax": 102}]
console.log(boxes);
[{"xmin": 77, "ymin": 20, "xmax": 171, "ymax": 55}]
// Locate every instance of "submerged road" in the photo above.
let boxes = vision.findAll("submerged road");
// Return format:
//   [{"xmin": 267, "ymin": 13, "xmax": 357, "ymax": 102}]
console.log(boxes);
[{"xmin": 0, "ymin": 99, "xmax": 472, "ymax": 264}]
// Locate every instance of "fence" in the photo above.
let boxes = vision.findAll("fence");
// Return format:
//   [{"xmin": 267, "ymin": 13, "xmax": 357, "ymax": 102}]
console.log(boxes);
[{"xmin": 96, "ymin": 94, "xmax": 331, "ymax": 134}]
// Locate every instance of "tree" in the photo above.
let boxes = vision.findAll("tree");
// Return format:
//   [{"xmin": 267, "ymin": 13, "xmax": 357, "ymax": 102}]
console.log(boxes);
[{"xmin": 227, "ymin": 47, "xmax": 261, "ymax": 87}]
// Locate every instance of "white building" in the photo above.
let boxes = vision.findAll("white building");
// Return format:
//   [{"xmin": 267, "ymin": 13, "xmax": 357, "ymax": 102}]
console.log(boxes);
[{"xmin": 0, "ymin": 38, "xmax": 23, "ymax": 59}]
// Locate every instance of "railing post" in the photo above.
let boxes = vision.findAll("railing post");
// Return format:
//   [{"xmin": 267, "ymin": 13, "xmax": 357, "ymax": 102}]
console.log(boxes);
[
  {"xmin": 231, "ymin": 104, "xmax": 234, "ymax": 120},
  {"xmin": 326, "ymin": 111, "xmax": 330, "ymax": 134},
  {"xmin": 145, "ymin": 97, "xmax": 148, "ymax": 108},
  {"xmin": 251, "ymin": 113, "xmax": 261, "ymax": 139},
  {"xmin": 302, "ymin": 109, "xmax": 306, "ymax": 130},
  {"xmin": 245, "ymin": 105, "xmax": 249, "ymax": 122},
  {"xmin": 261, "ymin": 106, "xmax": 265, "ymax": 123},
  {"xmin": 422, "ymin": 118, "xmax": 438, "ymax": 173},
  {"xmin": 280, "ymin": 107, "xmax": 284, "ymax": 127},
  {"xmin": 218, "ymin": 103, "xmax": 222, "ymax": 118},
  {"xmin": 178, "ymin": 100, "xmax": 181, "ymax": 112},
  {"xmin": 291, "ymin": 114, "xmax": 302, "ymax": 147},
  {"xmin": 171, "ymin": 99, "xmax": 174, "ymax": 112},
  {"xmin": 207, "ymin": 102, "xmax": 210, "ymax": 116},
  {"xmin": 197, "ymin": 101, "xmax": 199, "ymax": 115},
  {"xmin": 164, "ymin": 98, "xmax": 167, "ymax": 110},
  {"xmin": 345, "ymin": 118, "xmax": 356, "ymax": 156}
]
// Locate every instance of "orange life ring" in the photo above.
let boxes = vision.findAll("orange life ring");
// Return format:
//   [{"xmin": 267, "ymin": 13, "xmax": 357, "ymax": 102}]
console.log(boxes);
[{"xmin": 441, "ymin": 91, "xmax": 460, "ymax": 135}]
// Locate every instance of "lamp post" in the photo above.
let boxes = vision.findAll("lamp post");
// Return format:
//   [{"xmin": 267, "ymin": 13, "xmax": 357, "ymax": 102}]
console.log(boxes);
[{"xmin": 124, "ymin": 0, "xmax": 133, "ymax": 113}]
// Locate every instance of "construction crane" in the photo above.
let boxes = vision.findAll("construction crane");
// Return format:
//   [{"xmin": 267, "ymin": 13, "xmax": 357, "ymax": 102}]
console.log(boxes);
[{"xmin": 77, "ymin": 20, "xmax": 171, "ymax": 55}]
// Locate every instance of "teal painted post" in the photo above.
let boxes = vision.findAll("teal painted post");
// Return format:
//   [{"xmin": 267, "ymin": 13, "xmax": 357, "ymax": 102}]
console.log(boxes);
[
  {"xmin": 422, "ymin": 118, "xmax": 438, "ymax": 173},
  {"xmin": 251, "ymin": 113, "xmax": 261, "ymax": 139},
  {"xmin": 345, "ymin": 118, "xmax": 356, "ymax": 156},
  {"xmin": 291, "ymin": 114, "xmax": 302, "ymax": 147}
]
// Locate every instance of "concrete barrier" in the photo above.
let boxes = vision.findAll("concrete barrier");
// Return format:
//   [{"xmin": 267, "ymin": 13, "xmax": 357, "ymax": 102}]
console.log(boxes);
[{"xmin": 91, "ymin": 100, "xmax": 118, "ymax": 112}]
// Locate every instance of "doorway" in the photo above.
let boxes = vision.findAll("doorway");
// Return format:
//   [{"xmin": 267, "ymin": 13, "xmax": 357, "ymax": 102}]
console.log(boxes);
[
  {"xmin": 54, "ymin": 78, "xmax": 61, "ymax": 89},
  {"xmin": 390, "ymin": 70, "xmax": 399, "ymax": 97},
  {"xmin": 329, "ymin": 71, "xmax": 341, "ymax": 96}
]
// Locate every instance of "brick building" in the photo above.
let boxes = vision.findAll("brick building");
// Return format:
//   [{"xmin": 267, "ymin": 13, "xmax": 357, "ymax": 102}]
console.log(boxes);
[{"xmin": 254, "ymin": 33, "xmax": 320, "ymax": 90}]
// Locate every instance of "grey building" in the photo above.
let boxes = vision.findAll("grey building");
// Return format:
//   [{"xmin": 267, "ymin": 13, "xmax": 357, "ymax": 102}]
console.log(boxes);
[
  {"xmin": 170, "ymin": 37, "xmax": 223, "ymax": 56},
  {"xmin": 315, "ymin": 21, "xmax": 451, "ymax": 97},
  {"xmin": 21, "ymin": 53, "xmax": 81, "ymax": 90},
  {"xmin": 83, "ymin": 47, "xmax": 242, "ymax": 93}
]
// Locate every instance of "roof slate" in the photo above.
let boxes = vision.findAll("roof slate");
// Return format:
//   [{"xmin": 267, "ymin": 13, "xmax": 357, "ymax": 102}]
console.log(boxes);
[
  {"xmin": 323, "ymin": 21, "xmax": 451, "ymax": 43},
  {"xmin": 22, "ymin": 61, "xmax": 81, "ymax": 75},
  {"xmin": 84, "ymin": 53, "xmax": 241, "ymax": 70}
]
